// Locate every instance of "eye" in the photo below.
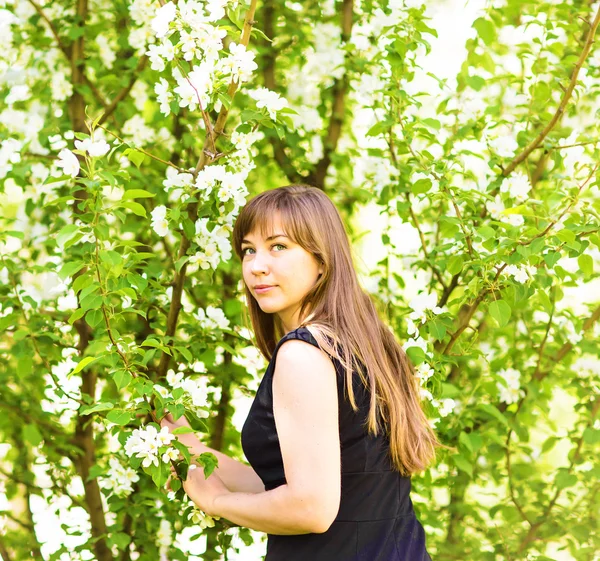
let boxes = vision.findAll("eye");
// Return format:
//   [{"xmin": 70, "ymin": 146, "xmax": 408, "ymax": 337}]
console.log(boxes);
[{"xmin": 242, "ymin": 243, "xmax": 287, "ymax": 256}]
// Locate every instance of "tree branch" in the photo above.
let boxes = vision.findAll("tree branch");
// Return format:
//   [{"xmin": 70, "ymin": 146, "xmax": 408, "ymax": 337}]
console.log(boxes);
[
  {"xmin": 97, "ymin": 56, "xmax": 148, "ymax": 125},
  {"xmin": 307, "ymin": 0, "xmax": 354, "ymax": 189},
  {"xmin": 156, "ymin": 0, "xmax": 259, "ymax": 381},
  {"xmin": 503, "ymin": 5, "xmax": 600, "ymax": 177},
  {"xmin": 261, "ymin": 0, "xmax": 304, "ymax": 183},
  {"xmin": 516, "ymin": 396, "xmax": 600, "ymax": 554}
]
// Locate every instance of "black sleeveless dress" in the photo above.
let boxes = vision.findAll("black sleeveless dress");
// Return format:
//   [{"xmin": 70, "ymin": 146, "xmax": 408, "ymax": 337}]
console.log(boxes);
[{"xmin": 241, "ymin": 326, "xmax": 433, "ymax": 561}]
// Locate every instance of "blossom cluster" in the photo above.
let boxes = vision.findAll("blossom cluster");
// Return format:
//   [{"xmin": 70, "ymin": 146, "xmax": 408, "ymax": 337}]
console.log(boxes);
[
  {"xmin": 134, "ymin": 0, "xmax": 290, "ymax": 125},
  {"xmin": 195, "ymin": 305, "xmax": 230, "ymax": 331},
  {"xmin": 153, "ymin": 368, "xmax": 211, "ymax": 418},
  {"xmin": 496, "ymin": 367, "xmax": 525, "ymax": 405},
  {"xmin": 124, "ymin": 424, "xmax": 178, "ymax": 468},
  {"xmin": 99, "ymin": 457, "xmax": 140, "ymax": 497}
]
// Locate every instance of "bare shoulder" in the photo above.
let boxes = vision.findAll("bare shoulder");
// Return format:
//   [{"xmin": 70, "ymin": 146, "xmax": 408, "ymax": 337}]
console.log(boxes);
[{"xmin": 274, "ymin": 338, "xmax": 336, "ymax": 381}]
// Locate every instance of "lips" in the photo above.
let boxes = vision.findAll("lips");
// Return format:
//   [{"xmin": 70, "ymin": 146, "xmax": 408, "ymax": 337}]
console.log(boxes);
[{"xmin": 255, "ymin": 285, "xmax": 275, "ymax": 289}]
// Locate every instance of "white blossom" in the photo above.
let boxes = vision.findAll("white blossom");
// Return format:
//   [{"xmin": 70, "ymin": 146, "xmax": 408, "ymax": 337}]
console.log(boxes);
[
  {"xmin": 438, "ymin": 398, "xmax": 456, "ymax": 417},
  {"xmin": 151, "ymin": 205, "xmax": 169, "ymax": 237},
  {"xmin": 155, "ymin": 78, "xmax": 174, "ymax": 116},
  {"xmin": 408, "ymin": 292, "xmax": 444, "ymax": 324},
  {"xmin": 488, "ymin": 134, "xmax": 518, "ymax": 158},
  {"xmin": 497, "ymin": 368, "xmax": 524, "ymax": 404},
  {"xmin": 218, "ymin": 42, "xmax": 257, "ymax": 84},
  {"xmin": 196, "ymin": 305, "xmax": 230, "ymax": 331},
  {"xmin": 501, "ymin": 172, "xmax": 531, "ymax": 202},
  {"xmin": 74, "ymin": 137, "xmax": 110, "ymax": 157},
  {"xmin": 151, "ymin": 1, "xmax": 177, "ymax": 38},
  {"xmin": 124, "ymin": 425, "xmax": 176, "ymax": 468},
  {"xmin": 248, "ymin": 87, "xmax": 289, "ymax": 120},
  {"xmin": 56, "ymin": 149, "xmax": 80, "ymax": 177},
  {"xmin": 100, "ymin": 457, "xmax": 140, "ymax": 497},
  {"xmin": 188, "ymin": 505, "xmax": 220, "ymax": 528}
]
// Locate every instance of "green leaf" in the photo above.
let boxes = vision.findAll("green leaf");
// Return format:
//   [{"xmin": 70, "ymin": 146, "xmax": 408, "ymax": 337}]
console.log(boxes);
[
  {"xmin": 198, "ymin": 452, "xmax": 219, "ymax": 478},
  {"xmin": 451, "ymin": 454, "xmax": 473, "ymax": 477},
  {"xmin": 58, "ymin": 261, "xmax": 86, "ymax": 280},
  {"xmin": 459, "ymin": 432, "xmax": 473, "ymax": 454},
  {"xmin": 100, "ymin": 250, "xmax": 122, "ymax": 266},
  {"xmin": 122, "ymin": 189, "xmax": 155, "ymax": 200},
  {"xmin": 80, "ymin": 402, "xmax": 114, "ymax": 415},
  {"xmin": 427, "ymin": 319, "xmax": 446, "ymax": 342},
  {"xmin": 67, "ymin": 308, "xmax": 86, "ymax": 325},
  {"xmin": 578, "ymin": 254, "xmax": 593, "ymax": 277},
  {"xmin": 112, "ymin": 369, "xmax": 133, "ymax": 390},
  {"xmin": 56, "ymin": 225, "xmax": 80, "ymax": 248},
  {"xmin": 473, "ymin": 17, "xmax": 496, "ymax": 46},
  {"xmin": 106, "ymin": 410, "xmax": 132, "ymax": 426},
  {"xmin": 167, "ymin": 402, "xmax": 185, "ymax": 420},
  {"xmin": 140, "ymin": 339, "xmax": 161, "ymax": 348},
  {"xmin": 22, "ymin": 424, "xmax": 43, "ymax": 446},
  {"xmin": 412, "ymin": 178, "xmax": 432, "ymax": 195},
  {"xmin": 406, "ymin": 346, "xmax": 427, "ymax": 365},
  {"xmin": 110, "ymin": 532, "xmax": 131, "ymax": 551},
  {"xmin": 488, "ymin": 300, "xmax": 511, "ymax": 327},
  {"xmin": 477, "ymin": 403, "xmax": 508, "ymax": 426},
  {"xmin": 172, "ymin": 426, "xmax": 195, "ymax": 435},
  {"xmin": 72, "ymin": 356, "xmax": 98, "ymax": 375},
  {"xmin": 121, "ymin": 201, "xmax": 147, "ymax": 217},
  {"xmin": 555, "ymin": 471, "xmax": 577, "ymax": 490},
  {"xmin": 125, "ymin": 149, "xmax": 146, "ymax": 169},
  {"xmin": 447, "ymin": 255, "xmax": 463, "ymax": 276},
  {"xmin": 17, "ymin": 355, "xmax": 33, "ymax": 378}
]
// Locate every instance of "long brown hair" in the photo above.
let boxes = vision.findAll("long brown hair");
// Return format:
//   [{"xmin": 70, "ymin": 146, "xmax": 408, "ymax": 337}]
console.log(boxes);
[{"xmin": 232, "ymin": 185, "xmax": 445, "ymax": 476}]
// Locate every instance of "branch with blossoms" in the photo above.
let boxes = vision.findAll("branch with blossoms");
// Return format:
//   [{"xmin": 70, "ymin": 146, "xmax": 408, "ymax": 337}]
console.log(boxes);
[{"xmin": 502, "ymin": 5, "xmax": 600, "ymax": 177}]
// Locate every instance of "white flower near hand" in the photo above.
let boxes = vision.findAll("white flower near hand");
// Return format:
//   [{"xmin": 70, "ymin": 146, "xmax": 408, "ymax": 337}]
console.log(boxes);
[
  {"xmin": 156, "ymin": 426, "xmax": 176, "ymax": 447},
  {"xmin": 151, "ymin": 1, "xmax": 177, "ymax": 38},
  {"xmin": 154, "ymin": 384, "xmax": 172, "ymax": 399},
  {"xmin": 189, "ymin": 506, "xmax": 220, "ymax": 529},
  {"xmin": 56, "ymin": 149, "xmax": 80, "ymax": 177},
  {"xmin": 162, "ymin": 447, "xmax": 179, "ymax": 463},
  {"xmin": 99, "ymin": 457, "xmax": 140, "ymax": 497},
  {"xmin": 248, "ymin": 87, "xmax": 288, "ymax": 120}
]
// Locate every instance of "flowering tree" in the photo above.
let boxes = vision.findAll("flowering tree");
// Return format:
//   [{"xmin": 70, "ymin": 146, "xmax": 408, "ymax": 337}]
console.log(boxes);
[{"xmin": 1, "ymin": 0, "xmax": 599, "ymax": 559}]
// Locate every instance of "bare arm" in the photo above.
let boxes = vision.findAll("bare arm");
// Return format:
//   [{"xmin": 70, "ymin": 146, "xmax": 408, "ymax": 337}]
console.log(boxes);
[{"xmin": 161, "ymin": 414, "xmax": 265, "ymax": 495}]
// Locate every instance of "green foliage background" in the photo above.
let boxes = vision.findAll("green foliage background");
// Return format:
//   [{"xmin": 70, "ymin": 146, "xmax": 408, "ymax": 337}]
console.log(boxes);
[{"xmin": 1, "ymin": 0, "xmax": 599, "ymax": 559}]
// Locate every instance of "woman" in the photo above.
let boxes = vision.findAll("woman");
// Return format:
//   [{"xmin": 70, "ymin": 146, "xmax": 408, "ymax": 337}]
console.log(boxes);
[{"xmin": 162, "ymin": 184, "xmax": 444, "ymax": 560}]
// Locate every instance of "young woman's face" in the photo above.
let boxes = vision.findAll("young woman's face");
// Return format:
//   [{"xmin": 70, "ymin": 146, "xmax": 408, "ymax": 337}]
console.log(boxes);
[{"xmin": 241, "ymin": 213, "xmax": 323, "ymax": 333}]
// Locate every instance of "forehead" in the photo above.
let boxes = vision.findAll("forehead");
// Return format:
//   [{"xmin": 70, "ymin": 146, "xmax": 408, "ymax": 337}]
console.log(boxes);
[{"xmin": 242, "ymin": 213, "xmax": 286, "ymax": 243}]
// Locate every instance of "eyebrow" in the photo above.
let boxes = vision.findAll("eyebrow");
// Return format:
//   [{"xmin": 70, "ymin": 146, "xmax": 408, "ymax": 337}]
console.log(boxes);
[{"xmin": 241, "ymin": 234, "xmax": 289, "ymax": 245}]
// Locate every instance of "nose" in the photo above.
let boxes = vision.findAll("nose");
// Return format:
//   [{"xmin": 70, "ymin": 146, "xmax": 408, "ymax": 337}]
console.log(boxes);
[{"xmin": 249, "ymin": 250, "xmax": 269, "ymax": 276}]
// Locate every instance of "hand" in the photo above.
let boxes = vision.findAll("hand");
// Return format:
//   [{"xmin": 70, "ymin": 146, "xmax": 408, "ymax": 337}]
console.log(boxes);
[
  {"xmin": 160, "ymin": 412, "xmax": 202, "ymax": 455},
  {"xmin": 180, "ymin": 464, "xmax": 229, "ymax": 518}
]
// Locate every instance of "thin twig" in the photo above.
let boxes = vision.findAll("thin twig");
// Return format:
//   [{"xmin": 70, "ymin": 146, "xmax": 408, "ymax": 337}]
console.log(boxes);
[{"xmin": 503, "ymin": 5, "xmax": 600, "ymax": 176}]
